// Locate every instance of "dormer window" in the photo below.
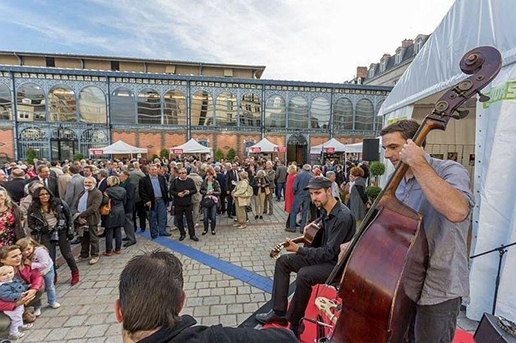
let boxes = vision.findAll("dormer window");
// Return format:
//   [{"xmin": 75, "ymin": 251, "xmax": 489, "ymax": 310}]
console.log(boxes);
[
  {"xmin": 368, "ymin": 67, "xmax": 375, "ymax": 78},
  {"xmin": 415, "ymin": 39, "xmax": 423, "ymax": 54},
  {"xmin": 380, "ymin": 60, "xmax": 387, "ymax": 72},
  {"xmin": 395, "ymin": 50, "xmax": 403, "ymax": 64}
]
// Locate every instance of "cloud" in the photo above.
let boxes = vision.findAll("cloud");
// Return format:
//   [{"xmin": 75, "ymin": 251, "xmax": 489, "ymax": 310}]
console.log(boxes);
[{"xmin": 0, "ymin": 0, "xmax": 455, "ymax": 82}]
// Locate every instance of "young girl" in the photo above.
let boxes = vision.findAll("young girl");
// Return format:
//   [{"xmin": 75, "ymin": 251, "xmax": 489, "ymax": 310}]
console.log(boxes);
[
  {"xmin": 0, "ymin": 265, "xmax": 33, "ymax": 339},
  {"xmin": 16, "ymin": 238, "xmax": 60, "ymax": 309}
]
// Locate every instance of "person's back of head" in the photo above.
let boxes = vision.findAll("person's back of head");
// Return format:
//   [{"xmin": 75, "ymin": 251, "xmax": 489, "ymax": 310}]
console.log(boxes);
[
  {"xmin": 116, "ymin": 250, "xmax": 184, "ymax": 337},
  {"xmin": 12, "ymin": 168, "xmax": 25, "ymax": 179},
  {"xmin": 69, "ymin": 165, "xmax": 80, "ymax": 175},
  {"xmin": 302, "ymin": 164, "xmax": 311, "ymax": 172}
]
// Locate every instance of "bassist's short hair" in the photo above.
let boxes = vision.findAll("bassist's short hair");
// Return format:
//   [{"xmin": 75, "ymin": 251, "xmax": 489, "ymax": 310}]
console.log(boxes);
[{"xmin": 380, "ymin": 119, "xmax": 426, "ymax": 147}]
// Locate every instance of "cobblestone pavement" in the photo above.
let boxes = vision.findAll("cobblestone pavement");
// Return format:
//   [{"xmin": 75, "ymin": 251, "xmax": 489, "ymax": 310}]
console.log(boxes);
[{"xmin": 16, "ymin": 199, "xmax": 479, "ymax": 342}]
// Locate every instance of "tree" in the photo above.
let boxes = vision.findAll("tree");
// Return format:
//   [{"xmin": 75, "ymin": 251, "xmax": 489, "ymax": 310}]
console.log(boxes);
[
  {"xmin": 366, "ymin": 185, "xmax": 382, "ymax": 202},
  {"xmin": 226, "ymin": 148, "xmax": 236, "ymax": 161},
  {"xmin": 214, "ymin": 149, "xmax": 225, "ymax": 161},
  {"xmin": 369, "ymin": 161, "xmax": 386, "ymax": 186},
  {"xmin": 73, "ymin": 153, "xmax": 84, "ymax": 161},
  {"xmin": 159, "ymin": 148, "xmax": 169, "ymax": 159},
  {"xmin": 26, "ymin": 149, "xmax": 37, "ymax": 165}
]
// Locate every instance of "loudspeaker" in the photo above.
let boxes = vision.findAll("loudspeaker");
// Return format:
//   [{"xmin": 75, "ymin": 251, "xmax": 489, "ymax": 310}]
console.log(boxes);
[
  {"xmin": 362, "ymin": 139, "xmax": 379, "ymax": 161},
  {"xmin": 474, "ymin": 313, "xmax": 516, "ymax": 343}
]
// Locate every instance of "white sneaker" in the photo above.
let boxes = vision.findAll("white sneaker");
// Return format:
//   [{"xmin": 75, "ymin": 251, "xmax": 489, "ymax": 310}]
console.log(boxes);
[
  {"xmin": 9, "ymin": 332, "xmax": 24, "ymax": 340},
  {"xmin": 20, "ymin": 323, "xmax": 33, "ymax": 331},
  {"xmin": 89, "ymin": 256, "xmax": 99, "ymax": 265},
  {"xmin": 33, "ymin": 308, "xmax": 41, "ymax": 317},
  {"xmin": 49, "ymin": 302, "xmax": 61, "ymax": 309}
]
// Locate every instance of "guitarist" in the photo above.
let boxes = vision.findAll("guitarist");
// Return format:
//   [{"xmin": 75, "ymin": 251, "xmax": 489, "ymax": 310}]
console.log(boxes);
[{"xmin": 256, "ymin": 176, "xmax": 355, "ymax": 338}]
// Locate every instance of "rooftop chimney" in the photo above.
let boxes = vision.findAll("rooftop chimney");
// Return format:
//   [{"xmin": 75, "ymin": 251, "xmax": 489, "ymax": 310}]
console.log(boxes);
[
  {"xmin": 356, "ymin": 66, "xmax": 367, "ymax": 79},
  {"xmin": 402, "ymin": 39, "xmax": 413, "ymax": 48}
]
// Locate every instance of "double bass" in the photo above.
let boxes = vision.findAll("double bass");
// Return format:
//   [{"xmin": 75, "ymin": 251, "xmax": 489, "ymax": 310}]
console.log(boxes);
[{"xmin": 325, "ymin": 46, "xmax": 502, "ymax": 342}]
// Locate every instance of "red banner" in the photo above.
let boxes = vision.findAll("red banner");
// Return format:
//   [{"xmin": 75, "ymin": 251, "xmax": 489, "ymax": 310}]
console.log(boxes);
[
  {"xmin": 249, "ymin": 147, "xmax": 262, "ymax": 153},
  {"xmin": 323, "ymin": 147, "xmax": 335, "ymax": 154},
  {"xmin": 89, "ymin": 149, "xmax": 104, "ymax": 155},
  {"xmin": 170, "ymin": 149, "xmax": 183, "ymax": 154},
  {"xmin": 274, "ymin": 146, "xmax": 287, "ymax": 153}
]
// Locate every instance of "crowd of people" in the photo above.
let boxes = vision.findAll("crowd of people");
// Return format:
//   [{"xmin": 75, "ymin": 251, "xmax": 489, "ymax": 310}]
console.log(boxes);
[{"xmin": 0, "ymin": 151, "xmax": 370, "ymax": 340}]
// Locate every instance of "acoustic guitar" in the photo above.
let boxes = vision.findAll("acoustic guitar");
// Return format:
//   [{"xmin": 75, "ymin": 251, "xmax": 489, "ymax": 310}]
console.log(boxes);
[{"xmin": 270, "ymin": 220, "xmax": 324, "ymax": 259}]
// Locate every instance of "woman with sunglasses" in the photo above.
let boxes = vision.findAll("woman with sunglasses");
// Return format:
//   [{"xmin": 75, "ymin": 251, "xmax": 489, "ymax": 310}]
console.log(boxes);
[{"xmin": 27, "ymin": 187, "xmax": 79, "ymax": 286}]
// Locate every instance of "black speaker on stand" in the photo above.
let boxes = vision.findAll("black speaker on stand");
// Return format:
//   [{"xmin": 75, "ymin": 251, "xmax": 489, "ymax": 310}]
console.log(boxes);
[{"xmin": 362, "ymin": 138, "xmax": 379, "ymax": 161}]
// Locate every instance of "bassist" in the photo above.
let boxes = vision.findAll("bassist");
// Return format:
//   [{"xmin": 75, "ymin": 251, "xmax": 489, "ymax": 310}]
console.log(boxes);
[{"xmin": 256, "ymin": 176, "xmax": 355, "ymax": 338}]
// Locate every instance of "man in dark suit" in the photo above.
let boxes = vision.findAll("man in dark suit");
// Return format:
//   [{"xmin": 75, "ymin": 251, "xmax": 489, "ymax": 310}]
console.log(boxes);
[
  {"xmin": 28, "ymin": 165, "xmax": 59, "ymax": 197},
  {"xmin": 3, "ymin": 168, "xmax": 26, "ymax": 204},
  {"xmin": 215, "ymin": 166, "xmax": 227, "ymax": 214},
  {"xmin": 120, "ymin": 170, "xmax": 136, "ymax": 247},
  {"xmin": 225, "ymin": 163, "xmax": 239, "ymax": 219},
  {"xmin": 97, "ymin": 169, "xmax": 109, "ymax": 193},
  {"xmin": 139, "ymin": 164, "xmax": 170, "ymax": 240}
]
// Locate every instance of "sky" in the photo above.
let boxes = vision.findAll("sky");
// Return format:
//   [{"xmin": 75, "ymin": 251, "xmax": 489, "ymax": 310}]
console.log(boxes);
[{"xmin": 0, "ymin": 0, "xmax": 455, "ymax": 83}]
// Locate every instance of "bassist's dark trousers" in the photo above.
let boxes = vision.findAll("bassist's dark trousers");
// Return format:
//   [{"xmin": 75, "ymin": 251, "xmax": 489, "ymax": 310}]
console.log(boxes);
[{"xmin": 272, "ymin": 254, "xmax": 335, "ymax": 327}]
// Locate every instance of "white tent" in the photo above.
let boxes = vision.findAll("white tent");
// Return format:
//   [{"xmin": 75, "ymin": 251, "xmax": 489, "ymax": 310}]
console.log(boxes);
[
  {"xmin": 248, "ymin": 138, "xmax": 279, "ymax": 153},
  {"xmin": 170, "ymin": 138, "xmax": 212, "ymax": 155},
  {"xmin": 341, "ymin": 142, "xmax": 364, "ymax": 154},
  {"xmin": 89, "ymin": 140, "xmax": 148, "ymax": 155},
  {"xmin": 310, "ymin": 138, "xmax": 348, "ymax": 154},
  {"xmin": 377, "ymin": 0, "xmax": 516, "ymax": 322}
]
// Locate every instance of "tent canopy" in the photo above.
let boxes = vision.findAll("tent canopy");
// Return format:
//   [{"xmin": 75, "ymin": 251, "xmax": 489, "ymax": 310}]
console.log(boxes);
[
  {"xmin": 379, "ymin": 0, "xmax": 516, "ymax": 119},
  {"xmin": 248, "ymin": 138, "xmax": 279, "ymax": 153},
  {"xmin": 341, "ymin": 142, "xmax": 363, "ymax": 154},
  {"xmin": 310, "ymin": 138, "xmax": 348, "ymax": 154},
  {"xmin": 170, "ymin": 139, "xmax": 211, "ymax": 154},
  {"xmin": 89, "ymin": 140, "xmax": 147, "ymax": 155}
]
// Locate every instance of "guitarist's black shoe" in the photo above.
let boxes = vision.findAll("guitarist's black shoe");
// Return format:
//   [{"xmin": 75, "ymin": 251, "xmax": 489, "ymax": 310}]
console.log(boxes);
[
  {"xmin": 256, "ymin": 310, "xmax": 288, "ymax": 326},
  {"xmin": 284, "ymin": 228, "xmax": 296, "ymax": 233}
]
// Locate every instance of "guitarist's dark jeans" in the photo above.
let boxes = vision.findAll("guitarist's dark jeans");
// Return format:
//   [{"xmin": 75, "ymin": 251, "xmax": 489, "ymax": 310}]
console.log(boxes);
[{"xmin": 272, "ymin": 254, "xmax": 335, "ymax": 328}]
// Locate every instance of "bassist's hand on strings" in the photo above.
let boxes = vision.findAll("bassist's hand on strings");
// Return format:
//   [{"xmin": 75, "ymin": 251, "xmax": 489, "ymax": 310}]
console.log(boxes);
[
  {"xmin": 399, "ymin": 139, "xmax": 427, "ymax": 168},
  {"xmin": 338, "ymin": 242, "xmax": 352, "ymax": 264}
]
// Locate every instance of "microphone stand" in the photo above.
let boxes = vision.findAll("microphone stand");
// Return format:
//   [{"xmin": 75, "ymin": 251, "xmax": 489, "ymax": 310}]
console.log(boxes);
[{"xmin": 470, "ymin": 241, "xmax": 516, "ymax": 315}]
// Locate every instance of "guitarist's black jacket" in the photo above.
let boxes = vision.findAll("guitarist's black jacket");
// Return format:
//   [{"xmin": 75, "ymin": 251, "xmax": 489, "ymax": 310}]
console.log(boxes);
[{"xmin": 297, "ymin": 201, "xmax": 355, "ymax": 264}]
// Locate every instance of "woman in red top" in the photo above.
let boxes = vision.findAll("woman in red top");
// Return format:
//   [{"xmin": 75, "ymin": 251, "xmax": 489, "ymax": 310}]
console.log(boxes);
[
  {"xmin": 0, "ymin": 245, "xmax": 43, "ymax": 323},
  {"xmin": 284, "ymin": 165, "xmax": 298, "ymax": 229},
  {"xmin": 0, "ymin": 187, "xmax": 25, "ymax": 247}
]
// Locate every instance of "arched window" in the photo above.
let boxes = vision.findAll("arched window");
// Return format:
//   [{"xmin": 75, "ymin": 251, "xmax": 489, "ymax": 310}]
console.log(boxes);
[
  {"xmin": 48, "ymin": 86, "xmax": 76, "ymax": 122},
  {"xmin": 79, "ymin": 86, "xmax": 106, "ymax": 123},
  {"xmin": 80, "ymin": 129, "xmax": 109, "ymax": 156},
  {"xmin": 288, "ymin": 96, "xmax": 308, "ymax": 129},
  {"xmin": 191, "ymin": 90, "xmax": 213, "ymax": 126},
  {"xmin": 310, "ymin": 97, "xmax": 330, "ymax": 129},
  {"xmin": 0, "ymin": 84, "xmax": 11, "ymax": 120},
  {"xmin": 111, "ymin": 87, "xmax": 135, "ymax": 124},
  {"xmin": 16, "ymin": 83, "xmax": 46, "ymax": 122},
  {"xmin": 215, "ymin": 92, "xmax": 237, "ymax": 126},
  {"xmin": 198, "ymin": 139, "xmax": 209, "ymax": 147},
  {"xmin": 138, "ymin": 88, "xmax": 161, "ymax": 124},
  {"xmin": 163, "ymin": 90, "xmax": 187, "ymax": 125},
  {"xmin": 19, "ymin": 127, "xmax": 49, "ymax": 159},
  {"xmin": 265, "ymin": 95, "xmax": 286, "ymax": 128},
  {"xmin": 375, "ymin": 100, "xmax": 385, "ymax": 132},
  {"xmin": 333, "ymin": 97, "xmax": 353, "ymax": 130},
  {"xmin": 240, "ymin": 94, "xmax": 261, "ymax": 127},
  {"xmin": 355, "ymin": 98, "xmax": 374, "ymax": 130}
]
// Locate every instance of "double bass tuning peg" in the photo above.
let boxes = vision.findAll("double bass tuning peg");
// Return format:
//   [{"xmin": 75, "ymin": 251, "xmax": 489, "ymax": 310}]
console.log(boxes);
[
  {"xmin": 477, "ymin": 90, "xmax": 490, "ymax": 102},
  {"xmin": 452, "ymin": 108, "xmax": 470, "ymax": 120}
]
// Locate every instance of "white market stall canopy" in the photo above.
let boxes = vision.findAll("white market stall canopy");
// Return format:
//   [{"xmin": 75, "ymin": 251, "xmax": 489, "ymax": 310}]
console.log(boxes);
[
  {"xmin": 247, "ymin": 138, "xmax": 279, "ymax": 153},
  {"xmin": 341, "ymin": 142, "xmax": 364, "ymax": 153},
  {"xmin": 170, "ymin": 139, "xmax": 211, "ymax": 154},
  {"xmin": 310, "ymin": 138, "xmax": 348, "ymax": 154},
  {"xmin": 89, "ymin": 140, "xmax": 148, "ymax": 155}
]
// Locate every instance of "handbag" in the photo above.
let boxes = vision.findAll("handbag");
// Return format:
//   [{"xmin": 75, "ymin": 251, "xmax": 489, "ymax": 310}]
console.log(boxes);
[
  {"xmin": 265, "ymin": 187, "xmax": 271, "ymax": 196},
  {"xmin": 99, "ymin": 192, "xmax": 111, "ymax": 215},
  {"xmin": 201, "ymin": 196, "xmax": 215, "ymax": 208}
]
